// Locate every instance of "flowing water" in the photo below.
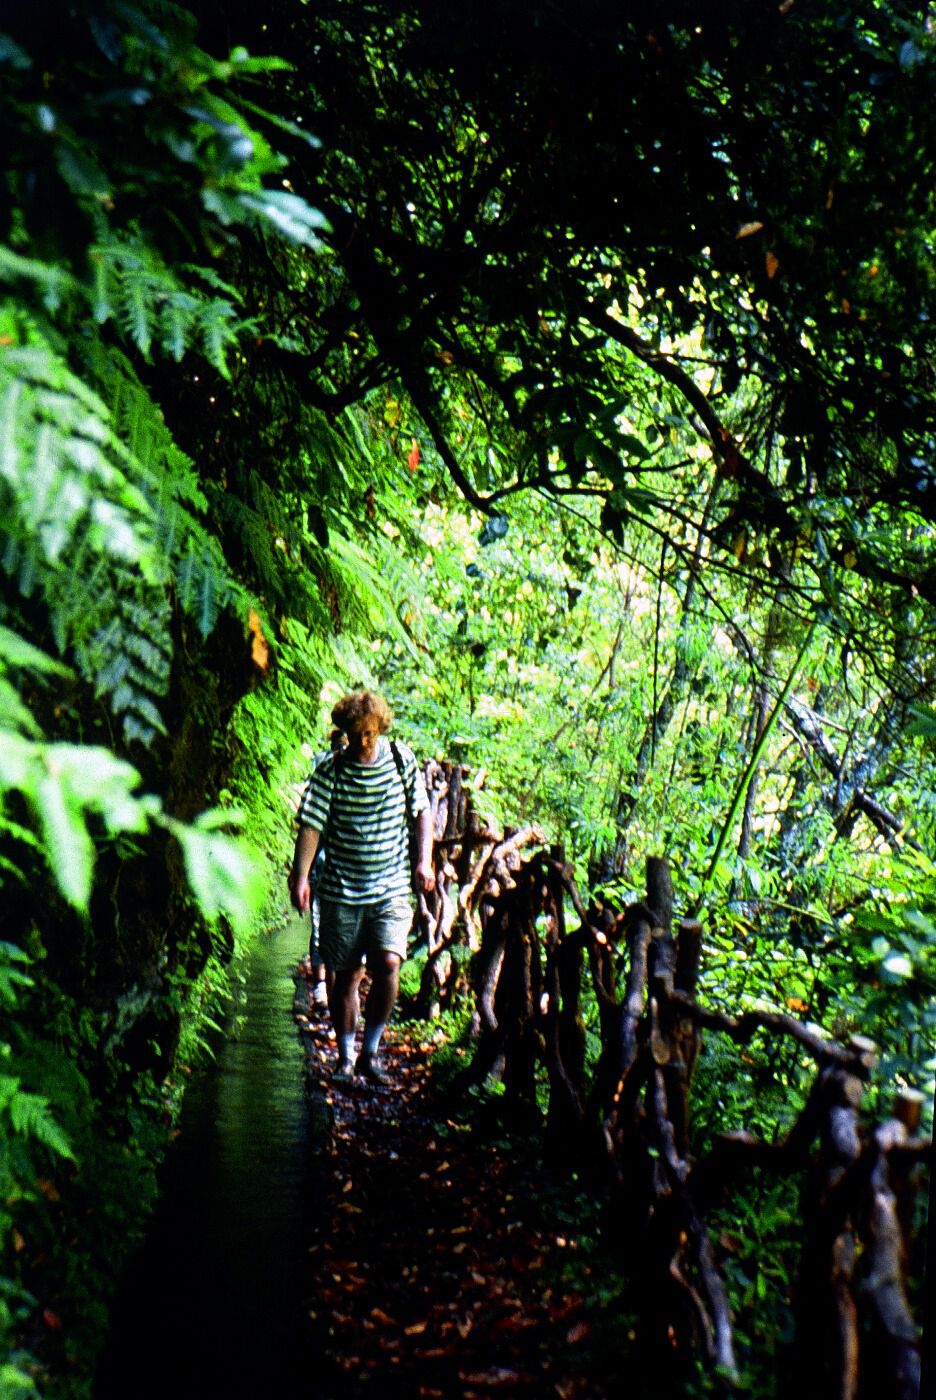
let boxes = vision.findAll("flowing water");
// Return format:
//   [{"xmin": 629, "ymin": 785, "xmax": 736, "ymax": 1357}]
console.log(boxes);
[{"xmin": 95, "ymin": 914, "xmax": 331, "ymax": 1395}]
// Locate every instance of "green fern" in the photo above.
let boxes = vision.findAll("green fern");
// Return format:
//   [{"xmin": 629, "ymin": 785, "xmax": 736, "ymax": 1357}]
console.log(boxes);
[
  {"xmin": 0, "ymin": 321, "xmax": 256, "ymax": 742},
  {"xmin": 160, "ymin": 292, "xmax": 201, "ymax": 362},
  {"xmin": 0, "ymin": 245, "xmax": 80, "ymax": 315},
  {"xmin": 0, "ymin": 713, "xmax": 263, "ymax": 930},
  {"xmin": 198, "ymin": 299, "xmax": 242, "ymax": 375},
  {"xmin": 175, "ymin": 541, "xmax": 230, "ymax": 638},
  {"xmin": 0, "ymin": 1075, "xmax": 74, "ymax": 1162},
  {"xmin": 0, "ymin": 942, "xmax": 32, "ymax": 1009},
  {"xmin": 87, "ymin": 233, "xmax": 248, "ymax": 375},
  {"xmin": 326, "ymin": 533, "xmax": 424, "ymax": 659}
]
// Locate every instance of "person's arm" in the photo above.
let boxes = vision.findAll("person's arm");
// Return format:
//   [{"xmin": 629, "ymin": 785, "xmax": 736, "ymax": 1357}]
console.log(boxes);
[
  {"xmin": 414, "ymin": 807, "xmax": 435, "ymax": 893},
  {"xmin": 289, "ymin": 825, "xmax": 321, "ymax": 913}
]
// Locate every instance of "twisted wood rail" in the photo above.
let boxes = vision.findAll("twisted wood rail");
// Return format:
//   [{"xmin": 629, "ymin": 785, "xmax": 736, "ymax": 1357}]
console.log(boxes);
[{"xmin": 410, "ymin": 759, "xmax": 930, "ymax": 1398}]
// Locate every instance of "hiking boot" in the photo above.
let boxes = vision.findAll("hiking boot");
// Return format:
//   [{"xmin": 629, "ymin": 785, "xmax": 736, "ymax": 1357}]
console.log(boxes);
[
  {"xmin": 332, "ymin": 1058, "xmax": 356, "ymax": 1086},
  {"xmin": 355, "ymin": 1051, "xmax": 390, "ymax": 1086}
]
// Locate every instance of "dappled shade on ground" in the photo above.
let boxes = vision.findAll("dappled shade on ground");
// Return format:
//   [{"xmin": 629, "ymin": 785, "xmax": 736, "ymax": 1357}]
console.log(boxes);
[{"xmin": 295, "ymin": 960, "xmax": 629, "ymax": 1399}]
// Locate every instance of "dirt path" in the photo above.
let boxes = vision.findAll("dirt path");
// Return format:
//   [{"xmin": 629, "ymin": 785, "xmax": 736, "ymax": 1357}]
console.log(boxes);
[{"xmin": 294, "ymin": 962, "xmax": 629, "ymax": 1400}]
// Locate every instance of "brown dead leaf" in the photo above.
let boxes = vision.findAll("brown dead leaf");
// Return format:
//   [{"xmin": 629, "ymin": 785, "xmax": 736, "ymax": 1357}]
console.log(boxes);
[
  {"xmin": 247, "ymin": 608, "xmax": 270, "ymax": 674},
  {"xmin": 459, "ymin": 1369, "xmax": 522, "ymax": 1387},
  {"xmin": 370, "ymin": 1307, "xmax": 397, "ymax": 1326},
  {"xmin": 566, "ymin": 1320, "xmax": 592, "ymax": 1344},
  {"xmin": 493, "ymin": 1313, "xmax": 538, "ymax": 1333}
]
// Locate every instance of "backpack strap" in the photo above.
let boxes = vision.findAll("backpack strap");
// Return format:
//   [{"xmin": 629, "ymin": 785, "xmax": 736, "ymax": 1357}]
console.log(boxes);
[
  {"xmin": 389, "ymin": 739, "xmax": 416, "ymax": 836},
  {"xmin": 320, "ymin": 747, "xmax": 349, "ymax": 840}
]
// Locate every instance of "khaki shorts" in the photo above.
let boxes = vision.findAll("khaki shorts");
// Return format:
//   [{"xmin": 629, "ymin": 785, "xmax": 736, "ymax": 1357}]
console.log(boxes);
[{"xmin": 318, "ymin": 894, "xmax": 413, "ymax": 971}]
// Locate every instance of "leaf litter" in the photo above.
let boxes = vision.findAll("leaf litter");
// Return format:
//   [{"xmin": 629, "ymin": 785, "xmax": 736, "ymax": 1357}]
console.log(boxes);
[{"xmin": 295, "ymin": 963, "xmax": 627, "ymax": 1399}]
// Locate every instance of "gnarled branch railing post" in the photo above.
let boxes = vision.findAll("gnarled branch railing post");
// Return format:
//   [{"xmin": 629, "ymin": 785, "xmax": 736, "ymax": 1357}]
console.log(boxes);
[{"xmin": 409, "ymin": 766, "xmax": 929, "ymax": 1398}]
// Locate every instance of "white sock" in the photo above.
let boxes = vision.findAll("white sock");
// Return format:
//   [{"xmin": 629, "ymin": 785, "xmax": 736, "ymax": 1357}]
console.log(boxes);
[
  {"xmin": 339, "ymin": 1032, "xmax": 356, "ymax": 1063},
  {"xmin": 362, "ymin": 1023, "xmax": 385, "ymax": 1056}
]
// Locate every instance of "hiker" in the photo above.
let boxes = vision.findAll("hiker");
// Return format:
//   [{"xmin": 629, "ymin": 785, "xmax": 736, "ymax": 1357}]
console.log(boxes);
[
  {"xmin": 288, "ymin": 690, "xmax": 435, "ymax": 1085},
  {"xmin": 305, "ymin": 728, "xmax": 348, "ymax": 1011}
]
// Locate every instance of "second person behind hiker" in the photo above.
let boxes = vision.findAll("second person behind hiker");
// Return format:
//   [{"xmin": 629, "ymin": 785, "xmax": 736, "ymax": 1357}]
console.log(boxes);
[
  {"xmin": 288, "ymin": 690, "xmax": 435, "ymax": 1085},
  {"xmin": 306, "ymin": 726, "xmax": 348, "ymax": 1011}
]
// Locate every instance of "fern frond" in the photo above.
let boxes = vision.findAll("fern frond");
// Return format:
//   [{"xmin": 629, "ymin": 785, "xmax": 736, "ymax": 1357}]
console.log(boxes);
[
  {"xmin": 90, "ymin": 246, "xmax": 118, "ymax": 325},
  {"xmin": 177, "ymin": 263, "xmax": 243, "ymax": 301},
  {"xmin": 2, "ymin": 1075, "xmax": 73, "ymax": 1164},
  {"xmin": 89, "ymin": 232, "xmax": 250, "ymax": 373},
  {"xmin": 161, "ymin": 292, "xmax": 201, "ymax": 362},
  {"xmin": 0, "ymin": 244, "xmax": 80, "ymax": 314},
  {"xmin": 117, "ymin": 252, "xmax": 154, "ymax": 356},
  {"xmin": 0, "ymin": 321, "xmax": 258, "ymax": 742},
  {"xmin": 326, "ymin": 533, "xmax": 423, "ymax": 660},
  {"xmin": 198, "ymin": 299, "xmax": 239, "ymax": 378},
  {"xmin": 175, "ymin": 541, "xmax": 234, "ymax": 638}
]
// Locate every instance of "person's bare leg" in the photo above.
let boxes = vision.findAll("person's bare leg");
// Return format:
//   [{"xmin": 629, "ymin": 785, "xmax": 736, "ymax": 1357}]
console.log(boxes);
[
  {"xmin": 363, "ymin": 950, "xmax": 400, "ymax": 1029},
  {"xmin": 330, "ymin": 966, "xmax": 365, "ymax": 1077},
  {"xmin": 357, "ymin": 952, "xmax": 400, "ymax": 1083},
  {"xmin": 330, "ymin": 966, "xmax": 364, "ymax": 1036},
  {"xmin": 311, "ymin": 962, "xmax": 329, "ymax": 1009}
]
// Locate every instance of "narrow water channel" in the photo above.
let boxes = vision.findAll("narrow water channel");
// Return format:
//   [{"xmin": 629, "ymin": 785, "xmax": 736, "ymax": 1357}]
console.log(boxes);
[{"xmin": 95, "ymin": 914, "xmax": 330, "ymax": 1396}]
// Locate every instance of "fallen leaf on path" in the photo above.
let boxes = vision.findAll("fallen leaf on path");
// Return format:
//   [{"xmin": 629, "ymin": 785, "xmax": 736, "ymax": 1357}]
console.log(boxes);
[
  {"xmin": 459, "ymin": 1368, "xmax": 523, "ymax": 1386},
  {"xmin": 493, "ymin": 1313, "xmax": 539, "ymax": 1333}
]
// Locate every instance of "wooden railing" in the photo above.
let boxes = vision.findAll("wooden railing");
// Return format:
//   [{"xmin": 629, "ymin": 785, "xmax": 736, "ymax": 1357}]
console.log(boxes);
[{"xmin": 413, "ymin": 760, "xmax": 931, "ymax": 1398}]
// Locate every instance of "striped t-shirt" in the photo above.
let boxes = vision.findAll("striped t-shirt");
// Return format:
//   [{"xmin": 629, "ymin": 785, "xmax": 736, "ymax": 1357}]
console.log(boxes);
[{"xmin": 298, "ymin": 736, "xmax": 429, "ymax": 904}]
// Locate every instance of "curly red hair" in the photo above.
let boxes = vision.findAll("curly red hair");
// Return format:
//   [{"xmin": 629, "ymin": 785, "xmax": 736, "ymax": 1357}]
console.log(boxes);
[{"xmin": 331, "ymin": 690, "xmax": 392, "ymax": 735}]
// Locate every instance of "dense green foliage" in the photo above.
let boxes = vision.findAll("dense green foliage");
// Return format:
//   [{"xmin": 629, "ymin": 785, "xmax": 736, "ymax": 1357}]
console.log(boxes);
[{"xmin": 0, "ymin": 0, "xmax": 933, "ymax": 1394}]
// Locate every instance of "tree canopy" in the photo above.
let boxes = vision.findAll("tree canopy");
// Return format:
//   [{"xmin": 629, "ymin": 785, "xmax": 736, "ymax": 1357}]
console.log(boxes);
[{"xmin": 220, "ymin": 0, "xmax": 936, "ymax": 676}]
